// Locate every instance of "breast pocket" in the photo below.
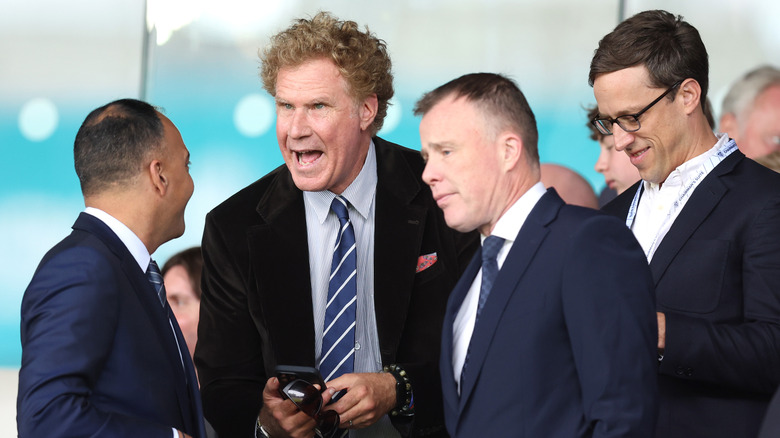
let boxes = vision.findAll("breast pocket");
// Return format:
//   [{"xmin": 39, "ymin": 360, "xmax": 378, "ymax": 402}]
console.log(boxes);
[{"xmin": 656, "ymin": 239, "xmax": 729, "ymax": 314}]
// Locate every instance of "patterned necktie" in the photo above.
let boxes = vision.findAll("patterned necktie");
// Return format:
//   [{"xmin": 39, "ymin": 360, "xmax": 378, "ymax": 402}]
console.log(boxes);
[
  {"xmin": 146, "ymin": 260, "xmax": 167, "ymax": 307},
  {"xmin": 460, "ymin": 235, "xmax": 505, "ymax": 390},
  {"xmin": 319, "ymin": 196, "xmax": 358, "ymax": 382},
  {"xmin": 477, "ymin": 235, "xmax": 505, "ymax": 317}
]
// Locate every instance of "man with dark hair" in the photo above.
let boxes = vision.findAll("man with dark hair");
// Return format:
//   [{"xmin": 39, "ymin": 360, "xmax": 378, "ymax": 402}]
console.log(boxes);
[
  {"xmin": 590, "ymin": 9, "xmax": 780, "ymax": 438},
  {"xmin": 195, "ymin": 12, "xmax": 477, "ymax": 438},
  {"xmin": 415, "ymin": 72, "xmax": 658, "ymax": 437},
  {"xmin": 17, "ymin": 99, "xmax": 203, "ymax": 438}
]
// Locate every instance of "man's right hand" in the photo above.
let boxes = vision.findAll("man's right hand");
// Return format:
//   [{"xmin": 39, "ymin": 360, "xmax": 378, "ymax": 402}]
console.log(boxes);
[{"xmin": 260, "ymin": 377, "xmax": 318, "ymax": 438}]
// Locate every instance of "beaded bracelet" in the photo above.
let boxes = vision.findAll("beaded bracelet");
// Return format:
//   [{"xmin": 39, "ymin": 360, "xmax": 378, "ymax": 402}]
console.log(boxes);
[{"xmin": 383, "ymin": 364, "xmax": 415, "ymax": 417}]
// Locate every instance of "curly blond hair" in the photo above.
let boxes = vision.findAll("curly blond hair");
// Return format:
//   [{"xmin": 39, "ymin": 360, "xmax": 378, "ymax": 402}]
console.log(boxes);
[{"xmin": 260, "ymin": 11, "xmax": 394, "ymax": 135}]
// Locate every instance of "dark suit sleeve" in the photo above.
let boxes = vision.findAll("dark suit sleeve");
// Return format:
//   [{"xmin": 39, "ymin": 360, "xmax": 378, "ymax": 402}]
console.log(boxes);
[
  {"xmin": 17, "ymin": 247, "xmax": 173, "ymax": 438},
  {"xmin": 562, "ymin": 215, "xmax": 658, "ymax": 437},
  {"xmin": 662, "ymin": 195, "xmax": 780, "ymax": 393},
  {"xmin": 196, "ymin": 210, "xmax": 265, "ymax": 437}
]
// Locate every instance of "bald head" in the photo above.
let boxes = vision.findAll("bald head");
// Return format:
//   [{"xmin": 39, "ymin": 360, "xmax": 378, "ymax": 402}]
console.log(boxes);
[{"xmin": 540, "ymin": 163, "xmax": 598, "ymax": 209}]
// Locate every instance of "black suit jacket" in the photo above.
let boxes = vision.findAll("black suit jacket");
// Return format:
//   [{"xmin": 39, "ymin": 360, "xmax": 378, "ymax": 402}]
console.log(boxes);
[
  {"xmin": 17, "ymin": 213, "xmax": 205, "ymax": 438},
  {"xmin": 602, "ymin": 150, "xmax": 780, "ymax": 438},
  {"xmin": 195, "ymin": 137, "xmax": 478, "ymax": 437}
]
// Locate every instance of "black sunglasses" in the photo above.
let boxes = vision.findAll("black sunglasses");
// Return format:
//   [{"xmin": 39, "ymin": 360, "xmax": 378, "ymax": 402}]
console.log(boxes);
[{"xmin": 280, "ymin": 379, "xmax": 342, "ymax": 438}]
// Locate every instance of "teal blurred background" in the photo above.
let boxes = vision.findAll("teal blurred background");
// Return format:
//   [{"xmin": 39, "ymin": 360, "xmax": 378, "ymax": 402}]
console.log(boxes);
[{"xmin": 1, "ymin": 0, "xmax": 778, "ymax": 383}]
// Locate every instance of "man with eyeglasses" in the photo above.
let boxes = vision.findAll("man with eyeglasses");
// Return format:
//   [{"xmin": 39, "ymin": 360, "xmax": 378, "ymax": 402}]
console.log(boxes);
[{"xmin": 590, "ymin": 9, "xmax": 780, "ymax": 438}]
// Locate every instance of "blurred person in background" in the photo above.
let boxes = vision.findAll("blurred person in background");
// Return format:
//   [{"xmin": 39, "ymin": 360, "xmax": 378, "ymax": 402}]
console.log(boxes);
[
  {"xmin": 539, "ymin": 162, "xmax": 599, "ymax": 208},
  {"xmin": 719, "ymin": 65, "xmax": 780, "ymax": 160},
  {"xmin": 163, "ymin": 246, "xmax": 203, "ymax": 362}
]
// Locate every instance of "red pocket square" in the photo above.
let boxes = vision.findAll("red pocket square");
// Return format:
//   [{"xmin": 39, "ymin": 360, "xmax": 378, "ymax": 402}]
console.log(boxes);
[{"xmin": 416, "ymin": 253, "xmax": 438, "ymax": 273}]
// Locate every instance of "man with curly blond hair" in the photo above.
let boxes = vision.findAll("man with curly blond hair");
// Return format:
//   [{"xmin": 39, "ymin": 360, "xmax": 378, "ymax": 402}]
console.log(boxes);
[{"xmin": 195, "ymin": 12, "xmax": 477, "ymax": 438}]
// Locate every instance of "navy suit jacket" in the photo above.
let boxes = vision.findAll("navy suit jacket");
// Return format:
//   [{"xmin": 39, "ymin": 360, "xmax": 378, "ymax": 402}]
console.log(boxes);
[
  {"xmin": 195, "ymin": 137, "xmax": 478, "ymax": 437},
  {"xmin": 440, "ymin": 189, "xmax": 658, "ymax": 438},
  {"xmin": 17, "ymin": 213, "xmax": 206, "ymax": 438},
  {"xmin": 602, "ymin": 150, "xmax": 780, "ymax": 438}
]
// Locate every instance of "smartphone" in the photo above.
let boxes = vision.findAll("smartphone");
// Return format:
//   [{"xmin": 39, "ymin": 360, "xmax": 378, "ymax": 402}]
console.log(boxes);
[{"xmin": 275, "ymin": 365, "xmax": 327, "ymax": 391}]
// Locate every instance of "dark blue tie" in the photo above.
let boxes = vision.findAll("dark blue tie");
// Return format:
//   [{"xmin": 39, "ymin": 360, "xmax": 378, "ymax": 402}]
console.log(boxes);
[
  {"xmin": 319, "ymin": 196, "xmax": 358, "ymax": 382},
  {"xmin": 146, "ymin": 260, "xmax": 166, "ymax": 307},
  {"xmin": 460, "ymin": 235, "xmax": 505, "ymax": 390},
  {"xmin": 477, "ymin": 235, "xmax": 505, "ymax": 317}
]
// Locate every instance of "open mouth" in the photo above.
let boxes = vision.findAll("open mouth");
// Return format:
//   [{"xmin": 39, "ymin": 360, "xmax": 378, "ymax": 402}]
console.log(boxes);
[{"xmin": 296, "ymin": 150, "xmax": 323, "ymax": 166}]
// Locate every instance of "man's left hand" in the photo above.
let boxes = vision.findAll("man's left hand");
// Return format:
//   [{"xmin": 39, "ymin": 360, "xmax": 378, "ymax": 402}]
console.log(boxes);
[{"xmin": 325, "ymin": 372, "xmax": 397, "ymax": 429}]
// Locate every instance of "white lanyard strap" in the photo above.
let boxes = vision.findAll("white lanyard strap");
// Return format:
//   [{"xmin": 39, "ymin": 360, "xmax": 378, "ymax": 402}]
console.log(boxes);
[{"xmin": 625, "ymin": 139, "xmax": 738, "ymax": 260}]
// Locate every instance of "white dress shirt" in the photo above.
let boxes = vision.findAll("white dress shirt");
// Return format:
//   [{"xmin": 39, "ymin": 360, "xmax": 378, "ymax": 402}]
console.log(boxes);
[
  {"xmin": 452, "ymin": 182, "xmax": 547, "ymax": 393},
  {"xmin": 631, "ymin": 133, "xmax": 731, "ymax": 261}
]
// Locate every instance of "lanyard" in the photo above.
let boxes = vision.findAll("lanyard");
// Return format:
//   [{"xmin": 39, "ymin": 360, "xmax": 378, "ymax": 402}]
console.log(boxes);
[{"xmin": 625, "ymin": 139, "xmax": 738, "ymax": 260}]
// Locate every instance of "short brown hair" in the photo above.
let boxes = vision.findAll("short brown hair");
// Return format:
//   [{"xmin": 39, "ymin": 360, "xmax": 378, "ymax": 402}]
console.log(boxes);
[
  {"xmin": 589, "ymin": 10, "xmax": 709, "ymax": 109},
  {"xmin": 585, "ymin": 105, "xmax": 603, "ymax": 141},
  {"xmin": 260, "ymin": 11, "xmax": 394, "ymax": 135},
  {"xmin": 414, "ymin": 73, "xmax": 539, "ymax": 165}
]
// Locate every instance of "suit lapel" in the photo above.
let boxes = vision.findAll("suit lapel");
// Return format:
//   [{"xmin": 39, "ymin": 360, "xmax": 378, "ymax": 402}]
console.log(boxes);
[
  {"xmin": 440, "ymin": 254, "xmax": 481, "ymax": 417},
  {"xmin": 372, "ymin": 138, "xmax": 427, "ymax": 362},
  {"xmin": 169, "ymin": 305, "xmax": 206, "ymax": 438},
  {"xmin": 648, "ymin": 153, "xmax": 740, "ymax": 283},
  {"xmin": 249, "ymin": 168, "xmax": 317, "ymax": 366},
  {"xmin": 457, "ymin": 190, "xmax": 559, "ymax": 412}
]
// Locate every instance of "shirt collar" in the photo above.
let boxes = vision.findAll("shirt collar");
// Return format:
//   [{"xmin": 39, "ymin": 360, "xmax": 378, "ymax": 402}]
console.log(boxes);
[
  {"xmin": 485, "ymin": 181, "xmax": 547, "ymax": 243},
  {"xmin": 84, "ymin": 207, "xmax": 151, "ymax": 272},
  {"xmin": 644, "ymin": 132, "xmax": 730, "ymax": 192},
  {"xmin": 304, "ymin": 139, "xmax": 378, "ymax": 223}
]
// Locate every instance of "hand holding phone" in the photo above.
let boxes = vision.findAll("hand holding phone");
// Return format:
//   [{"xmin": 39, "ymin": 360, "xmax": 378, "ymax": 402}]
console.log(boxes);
[{"xmin": 275, "ymin": 365, "xmax": 327, "ymax": 391}]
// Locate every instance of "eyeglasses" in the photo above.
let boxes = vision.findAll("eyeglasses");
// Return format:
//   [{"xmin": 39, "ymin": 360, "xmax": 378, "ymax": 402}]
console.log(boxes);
[
  {"xmin": 592, "ymin": 81, "xmax": 682, "ymax": 135},
  {"xmin": 280, "ymin": 379, "xmax": 341, "ymax": 438}
]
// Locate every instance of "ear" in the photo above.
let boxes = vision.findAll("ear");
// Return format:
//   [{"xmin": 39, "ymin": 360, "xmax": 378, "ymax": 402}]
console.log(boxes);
[
  {"xmin": 148, "ymin": 159, "xmax": 168, "ymax": 197},
  {"xmin": 719, "ymin": 113, "xmax": 740, "ymax": 141},
  {"xmin": 359, "ymin": 94, "xmax": 379, "ymax": 131},
  {"xmin": 679, "ymin": 78, "xmax": 702, "ymax": 116},
  {"xmin": 500, "ymin": 132, "xmax": 524, "ymax": 171}
]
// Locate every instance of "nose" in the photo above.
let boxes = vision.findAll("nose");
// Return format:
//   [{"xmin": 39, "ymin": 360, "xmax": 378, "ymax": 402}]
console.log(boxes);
[
  {"xmin": 611, "ymin": 125, "xmax": 635, "ymax": 152},
  {"xmin": 422, "ymin": 157, "xmax": 439, "ymax": 187},
  {"xmin": 287, "ymin": 109, "xmax": 310, "ymax": 139},
  {"xmin": 594, "ymin": 148, "xmax": 608, "ymax": 173}
]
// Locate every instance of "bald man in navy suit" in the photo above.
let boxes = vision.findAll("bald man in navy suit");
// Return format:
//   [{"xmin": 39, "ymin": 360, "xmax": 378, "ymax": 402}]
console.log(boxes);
[{"xmin": 17, "ymin": 99, "xmax": 205, "ymax": 438}]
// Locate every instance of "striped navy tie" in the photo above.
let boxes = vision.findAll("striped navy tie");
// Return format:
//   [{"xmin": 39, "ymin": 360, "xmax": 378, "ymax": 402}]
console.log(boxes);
[
  {"xmin": 146, "ymin": 260, "xmax": 166, "ymax": 307},
  {"xmin": 319, "ymin": 196, "xmax": 357, "ymax": 382}
]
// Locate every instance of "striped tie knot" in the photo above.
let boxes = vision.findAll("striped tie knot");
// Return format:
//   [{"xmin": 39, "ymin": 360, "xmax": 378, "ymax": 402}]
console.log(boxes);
[{"xmin": 146, "ymin": 260, "xmax": 167, "ymax": 307}]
